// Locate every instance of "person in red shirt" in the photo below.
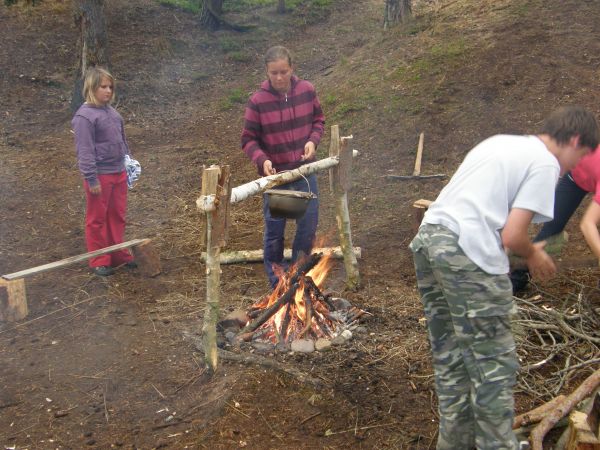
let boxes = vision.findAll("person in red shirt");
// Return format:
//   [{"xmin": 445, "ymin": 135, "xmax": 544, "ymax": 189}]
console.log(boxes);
[
  {"xmin": 511, "ymin": 144, "xmax": 600, "ymax": 292},
  {"xmin": 241, "ymin": 46, "xmax": 325, "ymax": 288}
]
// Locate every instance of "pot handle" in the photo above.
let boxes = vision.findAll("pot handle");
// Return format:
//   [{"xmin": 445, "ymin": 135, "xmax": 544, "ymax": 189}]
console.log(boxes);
[{"xmin": 277, "ymin": 170, "xmax": 314, "ymax": 196}]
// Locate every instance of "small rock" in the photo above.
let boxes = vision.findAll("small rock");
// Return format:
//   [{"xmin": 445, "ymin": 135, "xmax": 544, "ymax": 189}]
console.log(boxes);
[
  {"xmin": 251, "ymin": 341, "xmax": 275, "ymax": 354},
  {"xmin": 354, "ymin": 326, "xmax": 368, "ymax": 335},
  {"xmin": 291, "ymin": 339, "xmax": 315, "ymax": 353},
  {"xmin": 331, "ymin": 335, "xmax": 346, "ymax": 346},
  {"xmin": 341, "ymin": 329, "xmax": 353, "ymax": 341},
  {"xmin": 331, "ymin": 297, "xmax": 351, "ymax": 311},
  {"xmin": 315, "ymin": 338, "xmax": 331, "ymax": 351},
  {"xmin": 225, "ymin": 331, "xmax": 237, "ymax": 344},
  {"xmin": 224, "ymin": 309, "xmax": 250, "ymax": 327}
]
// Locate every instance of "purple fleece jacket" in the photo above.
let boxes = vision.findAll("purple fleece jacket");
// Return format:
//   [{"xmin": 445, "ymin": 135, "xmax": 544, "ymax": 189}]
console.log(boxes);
[
  {"xmin": 72, "ymin": 104, "xmax": 130, "ymax": 187},
  {"xmin": 241, "ymin": 75, "xmax": 325, "ymax": 176}
]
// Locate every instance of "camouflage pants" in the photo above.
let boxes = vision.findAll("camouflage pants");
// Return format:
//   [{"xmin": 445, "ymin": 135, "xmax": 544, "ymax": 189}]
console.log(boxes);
[{"xmin": 410, "ymin": 224, "xmax": 520, "ymax": 450}]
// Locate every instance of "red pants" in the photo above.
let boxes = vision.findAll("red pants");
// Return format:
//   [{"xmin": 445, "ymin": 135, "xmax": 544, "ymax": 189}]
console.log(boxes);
[{"xmin": 84, "ymin": 172, "xmax": 133, "ymax": 268}]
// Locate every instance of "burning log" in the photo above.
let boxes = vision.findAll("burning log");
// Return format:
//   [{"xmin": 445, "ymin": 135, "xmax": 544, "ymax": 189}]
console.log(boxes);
[
  {"xmin": 239, "ymin": 283, "xmax": 299, "ymax": 336},
  {"xmin": 298, "ymin": 289, "xmax": 314, "ymax": 339}
]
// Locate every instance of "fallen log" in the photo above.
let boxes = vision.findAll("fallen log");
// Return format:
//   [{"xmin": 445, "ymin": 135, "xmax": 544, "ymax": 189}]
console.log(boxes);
[
  {"xmin": 514, "ymin": 395, "xmax": 567, "ymax": 429},
  {"xmin": 530, "ymin": 367, "xmax": 600, "ymax": 450},
  {"xmin": 199, "ymin": 246, "xmax": 361, "ymax": 264}
]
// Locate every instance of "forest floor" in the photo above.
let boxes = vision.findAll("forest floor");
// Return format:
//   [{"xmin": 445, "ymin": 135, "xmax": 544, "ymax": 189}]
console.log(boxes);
[{"xmin": 1, "ymin": 0, "xmax": 600, "ymax": 448}]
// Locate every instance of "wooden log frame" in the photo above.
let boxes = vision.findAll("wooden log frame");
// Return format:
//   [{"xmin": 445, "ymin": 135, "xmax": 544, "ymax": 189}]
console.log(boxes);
[
  {"xmin": 329, "ymin": 125, "xmax": 360, "ymax": 290},
  {"xmin": 200, "ymin": 165, "xmax": 231, "ymax": 374},
  {"xmin": 0, "ymin": 238, "xmax": 160, "ymax": 322},
  {"xmin": 196, "ymin": 126, "xmax": 360, "ymax": 371}
]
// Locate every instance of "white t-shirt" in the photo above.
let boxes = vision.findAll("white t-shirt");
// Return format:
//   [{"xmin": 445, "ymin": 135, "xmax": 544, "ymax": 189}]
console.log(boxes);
[{"xmin": 423, "ymin": 134, "xmax": 560, "ymax": 274}]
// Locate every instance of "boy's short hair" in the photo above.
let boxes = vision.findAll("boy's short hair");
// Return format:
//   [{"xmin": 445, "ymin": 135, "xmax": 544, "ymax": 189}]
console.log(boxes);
[
  {"xmin": 264, "ymin": 46, "xmax": 292, "ymax": 67},
  {"xmin": 82, "ymin": 66, "xmax": 115, "ymax": 106},
  {"xmin": 542, "ymin": 106, "xmax": 599, "ymax": 150}
]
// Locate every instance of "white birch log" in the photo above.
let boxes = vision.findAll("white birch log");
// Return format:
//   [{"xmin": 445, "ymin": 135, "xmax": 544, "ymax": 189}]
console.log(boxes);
[
  {"xmin": 199, "ymin": 246, "xmax": 362, "ymax": 264},
  {"xmin": 228, "ymin": 150, "xmax": 359, "ymax": 205}
]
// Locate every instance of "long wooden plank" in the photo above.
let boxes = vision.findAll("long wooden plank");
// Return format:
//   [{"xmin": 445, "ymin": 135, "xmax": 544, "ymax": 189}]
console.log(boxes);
[{"xmin": 2, "ymin": 239, "xmax": 150, "ymax": 280}]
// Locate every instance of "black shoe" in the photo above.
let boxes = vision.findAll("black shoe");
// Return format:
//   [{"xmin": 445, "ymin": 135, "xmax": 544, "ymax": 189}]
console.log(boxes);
[
  {"xmin": 510, "ymin": 269, "xmax": 530, "ymax": 294},
  {"xmin": 93, "ymin": 266, "xmax": 115, "ymax": 276},
  {"xmin": 124, "ymin": 261, "xmax": 138, "ymax": 269}
]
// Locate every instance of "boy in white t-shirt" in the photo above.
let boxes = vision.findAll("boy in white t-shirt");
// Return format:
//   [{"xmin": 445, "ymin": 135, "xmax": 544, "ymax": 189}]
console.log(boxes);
[{"xmin": 409, "ymin": 106, "xmax": 599, "ymax": 450}]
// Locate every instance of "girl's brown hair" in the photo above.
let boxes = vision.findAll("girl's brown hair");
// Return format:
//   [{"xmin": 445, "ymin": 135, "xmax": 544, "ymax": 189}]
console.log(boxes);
[
  {"xmin": 264, "ymin": 46, "xmax": 292, "ymax": 67},
  {"xmin": 82, "ymin": 66, "xmax": 115, "ymax": 106}
]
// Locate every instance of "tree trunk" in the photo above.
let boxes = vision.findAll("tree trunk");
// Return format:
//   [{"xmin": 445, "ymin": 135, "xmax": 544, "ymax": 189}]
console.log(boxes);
[
  {"xmin": 277, "ymin": 0, "xmax": 285, "ymax": 13},
  {"xmin": 384, "ymin": 0, "xmax": 412, "ymax": 29},
  {"xmin": 71, "ymin": 0, "xmax": 110, "ymax": 112},
  {"xmin": 200, "ymin": 0, "xmax": 223, "ymax": 31}
]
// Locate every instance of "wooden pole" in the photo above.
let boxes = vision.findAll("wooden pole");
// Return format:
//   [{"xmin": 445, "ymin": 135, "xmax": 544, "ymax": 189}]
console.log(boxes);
[
  {"xmin": 200, "ymin": 165, "xmax": 230, "ymax": 374},
  {"xmin": 0, "ymin": 278, "xmax": 27, "ymax": 322},
  {"xmin": 412, "ymin": 132, "xmax": 425, "ymax": 176},
  {"xmin": 329, "ymin": 125, "xmax": 360, "ymax": 289},
  {"xmin": 227, "ymin": 151, "xmax": 358, "ymax": 205},
  {"xmin": 199, "ymin": 246, "xmax": 362, "ymax": 264}
]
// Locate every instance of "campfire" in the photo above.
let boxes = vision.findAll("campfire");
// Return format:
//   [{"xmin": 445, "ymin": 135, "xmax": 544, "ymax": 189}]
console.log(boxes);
[{"xmin": 219, "ymin": 252, "xmax": 367, "ymax": 351}]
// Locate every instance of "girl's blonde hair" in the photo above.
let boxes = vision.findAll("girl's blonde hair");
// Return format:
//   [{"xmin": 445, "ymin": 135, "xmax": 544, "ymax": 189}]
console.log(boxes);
[{"xmin": 82, "ymin": 66, "xmax": 115, "ymax": 105}]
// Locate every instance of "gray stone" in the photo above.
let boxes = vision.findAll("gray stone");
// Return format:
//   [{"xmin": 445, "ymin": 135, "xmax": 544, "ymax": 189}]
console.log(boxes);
[
  {"xmin": 331, "ymin": 335, "xmax": 346, "ymax": 346},
  {"xmin": 331, "ymin": 297, "xmax": 352, "ymax": 311},
  {"xmin": 225, "ymin": 331, "xmax": 237, "ymax": 344},
  {"xmin": 251, "ymin": 341, "xmax": 275, "ymax": 354},
  {"xmin": 224, "ymin": 309, "xmax": 250, "ymax": 327},
  {"xmin": 291, "ymin": 339, "xmax": 315, "ymax": 353},
  {"xmin": 314, "ymin": 338, "xmax": 331, "ymax": 351}
]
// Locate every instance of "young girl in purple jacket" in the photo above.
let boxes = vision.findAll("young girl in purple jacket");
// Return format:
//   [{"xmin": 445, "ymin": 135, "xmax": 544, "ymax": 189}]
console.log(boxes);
[
  {"xmin": 72, "ymin": 67, "xmax": 135, "ymax": 276},
  {"xmin": 242, "ymin": 46, "xmax": 325, "ymax": 288}
]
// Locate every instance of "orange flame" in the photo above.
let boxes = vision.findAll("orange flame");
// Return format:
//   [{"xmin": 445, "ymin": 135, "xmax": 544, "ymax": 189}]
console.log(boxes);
[{"xmin": 251, "ymin": 250, "xmax": 335, "ymax": 343}]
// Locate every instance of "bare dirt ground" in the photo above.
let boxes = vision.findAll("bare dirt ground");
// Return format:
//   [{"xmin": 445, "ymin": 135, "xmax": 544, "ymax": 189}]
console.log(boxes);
[{"xmin": 1, "ymin": 0, "xmax": 600, "ymax": 448}]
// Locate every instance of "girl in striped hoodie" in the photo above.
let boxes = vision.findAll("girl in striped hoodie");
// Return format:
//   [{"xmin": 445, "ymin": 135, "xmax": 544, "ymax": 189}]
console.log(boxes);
[{"xmin": 242, "ymin": 46, "xmax": 325, "ymax": 288}]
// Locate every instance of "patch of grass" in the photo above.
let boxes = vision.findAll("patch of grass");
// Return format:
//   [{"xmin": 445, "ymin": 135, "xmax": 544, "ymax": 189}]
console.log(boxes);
[
  {"xmin": 220, "ymin": 87, "xmax": 249, "ymax": 110},
  {"xmin": 388, "ymin": 37, "xmax": 468, "ymax": 86},
  {"xmin": 227, "ymin": 51, "xmax": 253, "ymax": 63}
]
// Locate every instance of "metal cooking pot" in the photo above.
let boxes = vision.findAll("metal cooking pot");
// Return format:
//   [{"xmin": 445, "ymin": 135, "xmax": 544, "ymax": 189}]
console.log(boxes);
[{"xmin": 265, "ymin": 189, "xmax": 317, "ymax": 219}]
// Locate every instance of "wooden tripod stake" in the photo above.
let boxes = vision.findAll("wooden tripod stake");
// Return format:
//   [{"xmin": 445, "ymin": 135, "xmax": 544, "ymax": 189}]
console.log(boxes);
[
  {"xmin": 199, "ymin": 165, "xmax": 231, "ymax": 373},
  {"xmin": 329, "ymin": 125, "xmax": 360, "ymax": 289}
]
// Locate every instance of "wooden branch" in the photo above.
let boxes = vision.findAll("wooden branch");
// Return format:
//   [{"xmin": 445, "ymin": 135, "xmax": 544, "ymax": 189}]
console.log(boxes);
[
  {"xmin": 514, "ymin": 395, "xmax": 566, "ymax": 429},
  {"xmin": 239, "ymin": 283, "xmax": 298, "ymax": 335},
  {"xmin": 328, "ymin": 125, "xmax": 360, "ymax": 290},
  {"xmin": 199, "ymin": 246, "xmax": 361, "ymax": 264},
  {"xmin": 298, "ymin": 289, "xmax": 313, "ymax": 339},
  {"xmin": 531, "ymin": 367, "xmax": 600, "ymax": 450},
  {"xmin": 413, "ymin": 132, "xmax": 425, "ymax": 176},
  {"xmin": 201, "ymin": 166, "xmax": 224, "ymax": 373},
  {"xmin": 385, "ymin": 174, "xmax": 447, "ymax": 180},
  {"xmin": 184, "ymin": 331, "xmax": 323, "ymax": 387},
  {"xmin": 2, "ymin": 238, "xmax": 149, "ymax": 280},
  {"xmin": 227, "ymin": 150, "xmax": 359, "ymax": 205}
]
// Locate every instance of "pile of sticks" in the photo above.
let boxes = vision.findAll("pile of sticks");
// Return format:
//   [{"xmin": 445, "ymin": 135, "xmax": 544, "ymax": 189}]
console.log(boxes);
[{"xmin": 514, "ymin": 291, "xmax": 600, "ymax": 399}]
